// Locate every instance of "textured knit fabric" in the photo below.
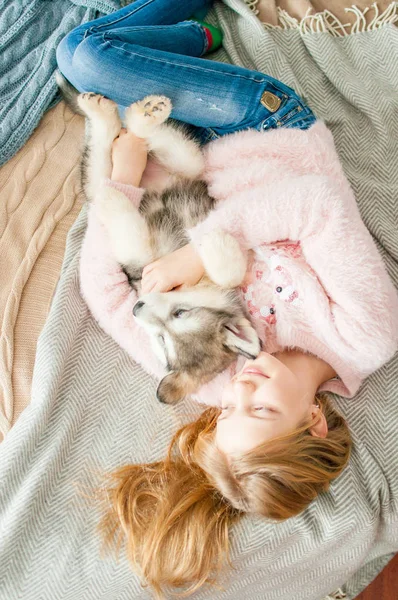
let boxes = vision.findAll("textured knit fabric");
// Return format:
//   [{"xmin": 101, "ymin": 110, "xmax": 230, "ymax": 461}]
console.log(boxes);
[
  {"xmin": 0, "ymin": 102, "xmax": 85, "ymax": 440},
  {"xmin": 1, "ymin": 2, "xmax": 398, "ymax": 600},
  {"xmin": 80, "ymin": 122, "xmax": 398, "ymax": 402},
  {"xmin": 0, "ymin": 0, "xmax": 124, "ymax": 167},
  {"xmin": 254, "ymin": 0, "xmax": 397, "ymax": 32}
]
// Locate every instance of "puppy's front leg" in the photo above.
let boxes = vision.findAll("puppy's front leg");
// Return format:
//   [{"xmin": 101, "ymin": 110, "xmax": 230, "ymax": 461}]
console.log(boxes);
[
  {"xmin": 125, "ymin": 95, "xmax": 204, "ymax": 180},
  {"xmin": 95, "ymin": 186, "xmax": 153, "ymax": 269},
  {"xmin": 77, "ymin": 93, "xmax": 121, "ymax": 200},
  {"xmin": 197, "ymin": 230, "xmax": 248, "ymax": 288}
]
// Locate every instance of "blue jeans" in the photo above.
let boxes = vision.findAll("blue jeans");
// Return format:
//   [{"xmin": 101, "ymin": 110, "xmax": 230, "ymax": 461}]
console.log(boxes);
[{"xmin": 56, "ymin": 0, "xmax": 316, "ymax": 143}]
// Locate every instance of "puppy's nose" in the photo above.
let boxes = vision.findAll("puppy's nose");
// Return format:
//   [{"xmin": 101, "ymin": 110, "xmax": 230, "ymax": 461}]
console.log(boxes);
[{"xmin": 133, "ymin": 300, "xmax": 145, "ymax": 316}]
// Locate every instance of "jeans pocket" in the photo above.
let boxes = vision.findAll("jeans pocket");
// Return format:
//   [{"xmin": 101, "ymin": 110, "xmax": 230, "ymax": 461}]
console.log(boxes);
[
  {"xmin": 275, "ymin": 103, "xmax": 305, "ymax": 126},
  {"xmin": 261, "ymin": 99, "xmax": 315, "ymax": 131},
  {"xmin": 284, "ymin": 113, "xmax": 317, "ymax": 130}
]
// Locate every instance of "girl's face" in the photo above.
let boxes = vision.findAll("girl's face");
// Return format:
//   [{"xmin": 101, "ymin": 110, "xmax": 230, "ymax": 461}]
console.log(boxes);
[{"xmin": 215, "ymin": 352, "xmax": 323, "ymax": 455}]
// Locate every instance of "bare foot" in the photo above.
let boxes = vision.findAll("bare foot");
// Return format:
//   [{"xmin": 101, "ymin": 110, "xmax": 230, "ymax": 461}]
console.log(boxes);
[{"xmin": 111, "ymin": 128, "xmax": 148, "ymax": 186}]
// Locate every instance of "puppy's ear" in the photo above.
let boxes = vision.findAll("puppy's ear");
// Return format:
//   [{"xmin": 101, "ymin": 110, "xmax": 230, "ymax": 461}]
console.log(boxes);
[
  {"xmin": 157, "ymin": 372, "xmax": 196, "ymax": 405},
  {"xmin": 224, "ymin": 317, "xmax": 261, "ymax": 359}
]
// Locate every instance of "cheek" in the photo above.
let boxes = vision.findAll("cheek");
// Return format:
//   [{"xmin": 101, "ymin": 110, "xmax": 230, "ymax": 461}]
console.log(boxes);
[
  {"xmin": 164, "ymin": 335, "xmax": 177, "ymax": 363},
  {"xmin": 221, "ymin": 381, "xmax": 236, "ymax": 404},
  {"xmin": 171, "ymin": 315, "xmax": 205, "ymax": 334},
  {"xmin": 256, "ymin": 378, "xmax": 297, "ymax": 409},
  {"xmin": 142, "ymin": 323, "xmax": 169, "ymax": 366},
  {"xmin": 215, "ymin": 420, "xmax": 238, "ymax": 453},
  {"xmin": 150, "ymin": 337, "xmax": 168, "ymax": 366}
]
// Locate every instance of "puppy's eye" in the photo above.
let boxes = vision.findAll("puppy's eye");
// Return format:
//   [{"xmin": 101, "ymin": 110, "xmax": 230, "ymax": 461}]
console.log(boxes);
[{"xmin": 172, "ymin": 309, "xmax": 188, "ymax": 318}]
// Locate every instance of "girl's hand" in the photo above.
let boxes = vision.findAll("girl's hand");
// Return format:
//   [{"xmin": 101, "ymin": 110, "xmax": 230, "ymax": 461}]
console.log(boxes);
[
  {"xmin": 141, "ymin": 244, "xmax": 205, "ymax": 294},
  {"xmin": 111, "ymin": 128, "xmax": 148, "ymax": 186}
]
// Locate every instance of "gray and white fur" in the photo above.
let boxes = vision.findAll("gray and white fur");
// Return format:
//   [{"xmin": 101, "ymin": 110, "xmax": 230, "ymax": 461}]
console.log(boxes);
[{"xmin": 56, "ymin": 72, "xmax": 261, "ymax": 404}]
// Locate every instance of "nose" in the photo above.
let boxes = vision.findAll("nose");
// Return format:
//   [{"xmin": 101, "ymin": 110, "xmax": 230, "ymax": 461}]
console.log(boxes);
[
  {"xmin": 133, "ymin": 300, "xmax": 145, "ymax": 316},
  {"xmin": 230, "ymin": 380, "xmax": 255, "ymax": 409}
]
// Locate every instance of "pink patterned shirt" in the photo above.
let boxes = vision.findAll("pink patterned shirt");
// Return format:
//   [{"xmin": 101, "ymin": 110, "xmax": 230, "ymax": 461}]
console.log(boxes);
[{"xmin": 79, "ymin": 123, "xmax": 398, "ymax": 404}]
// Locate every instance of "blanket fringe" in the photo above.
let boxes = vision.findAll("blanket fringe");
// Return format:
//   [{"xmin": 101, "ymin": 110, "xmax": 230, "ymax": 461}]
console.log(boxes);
[
  {"xmin": 322, "ymin": 588, "xmax": 347, "ymax": 600},
  {"xmin": 244, "ymin": 1, "xmax": 398, "ymax": 36},
  {"xmin": 244, "ymin": 0, "xmax": 260, "ymax": 14}
]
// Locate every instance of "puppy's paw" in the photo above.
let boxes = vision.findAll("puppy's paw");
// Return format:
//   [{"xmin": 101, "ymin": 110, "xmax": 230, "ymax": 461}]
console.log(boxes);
[
  {"xmin": 77, "ymin": 92, "xmax": 118, "ymax": 118},
  {"xmin": 125, "ymin": 96, "xmax": 172, "ymax": 136},
  {"xmin": 77, "ymin": 93, "xmax": 121, "ymax": 138},
  {"xmin": 95, "ymin": 186, "xmax": 133, "ymax": 217},
  {"xmin": 200, "ymin": 230, "xmax": 247, "ymax": 288}
]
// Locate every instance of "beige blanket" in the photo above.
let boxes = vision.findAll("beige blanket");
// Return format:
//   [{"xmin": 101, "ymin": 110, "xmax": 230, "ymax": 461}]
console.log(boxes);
[
  {"xmin": 0, "ymin": 102, "xmax": 84, "ymax": 438},
  {"xmin": 256, "ymin": 0, "xmax": 396, "ymax": 30}
]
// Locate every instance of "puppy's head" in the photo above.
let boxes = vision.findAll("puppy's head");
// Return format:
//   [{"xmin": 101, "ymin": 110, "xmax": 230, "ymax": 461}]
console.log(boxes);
[{"xmin": 133, "ymin": 288, "xmax": 261, "ymax": 405}]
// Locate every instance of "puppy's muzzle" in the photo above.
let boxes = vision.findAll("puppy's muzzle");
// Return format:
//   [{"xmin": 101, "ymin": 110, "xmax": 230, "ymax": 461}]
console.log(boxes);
[{"xmin": 133, "ymin": 300, "xmax": 145, "ymax": 317}]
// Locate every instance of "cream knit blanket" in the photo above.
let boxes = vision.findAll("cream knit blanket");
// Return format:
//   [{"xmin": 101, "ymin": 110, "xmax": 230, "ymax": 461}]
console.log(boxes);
[{"xmin": 0, "ymin": 102, "xmax": 84, "ymax": 439}]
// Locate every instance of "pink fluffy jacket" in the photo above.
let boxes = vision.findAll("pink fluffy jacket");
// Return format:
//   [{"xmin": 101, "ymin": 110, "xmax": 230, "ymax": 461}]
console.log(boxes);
[{"xmin": 79, "ymin": 122, "xmax": 398, "ymax": 404}]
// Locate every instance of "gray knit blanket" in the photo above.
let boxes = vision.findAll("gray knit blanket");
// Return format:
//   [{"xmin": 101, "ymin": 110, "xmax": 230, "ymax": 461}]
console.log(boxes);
[
  {"xmin": 1, "ymin": 2, "xmax": 398, "ymax": 599},
  {"xmin": 0, "ymin": 0, "xmax": 123, "ymax": 167}
]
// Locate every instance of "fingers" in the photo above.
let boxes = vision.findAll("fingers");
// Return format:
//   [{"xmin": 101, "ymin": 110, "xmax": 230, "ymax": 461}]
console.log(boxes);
[
  {"xmin": 142, "ymin": 262, "xmax": 155, "ymax": 276},
  {"xmin": 141, "ymin": 261, "xmax": 168, "ymax": 294},
  {"xmin": 112, "ymin": 129, "xmax": 125, "ymax": 150},
  {"xmin": 141, "ymin": 275, "xmax": 156, "ymax": 295},
  {"xmin": 113, "ymin": 128, "xmax": 127, "ymax": 142},
  {"xmin": 141, "ymin": 270, "xmax": 175, "ymax": 294},
  {"xmin": 141, "ymin": 271, "xmax": 160, "ymax": 294},
  {"xmin": 113, "ymin": 129, "xmax": 147, "ymax": 148}
]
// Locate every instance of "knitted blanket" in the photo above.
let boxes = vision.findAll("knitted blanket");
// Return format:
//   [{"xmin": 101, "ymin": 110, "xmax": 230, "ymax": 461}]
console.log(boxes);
[
  {"xmin": 0, "ymin": 0, "xmax": 123, "ymax": 167},
  {"xmin": 1, "ymin": 1, "xmax": 398, "ymax": 599}
]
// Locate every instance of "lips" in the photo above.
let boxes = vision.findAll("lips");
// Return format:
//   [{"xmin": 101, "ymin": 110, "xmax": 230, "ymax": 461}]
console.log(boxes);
[{"xmin": 242, "ymin": 368, "xmax": 269, "ymax": 378}]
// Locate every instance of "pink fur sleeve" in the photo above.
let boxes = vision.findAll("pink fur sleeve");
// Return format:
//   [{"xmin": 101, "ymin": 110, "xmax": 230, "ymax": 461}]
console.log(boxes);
[
  {"xmin": 188, "ymin": 174, "xmax": 330, "ymax": 249},
  {"xmin": 79, "ymin": 203, "xmax": 229, "ymax": 407},
  {"xmin": 300, "ymin": 183, "xmax": 398, "ymax": 373},
  {"xmin": 189, "ymin": 175, "xmax": 398, "ymax": 373},
  {"xmin": 79, "ymin": 205, "xmax": 166, "ymax": 381},
  {"xmin": 80, "ymin": 202, "xmax": 233, "ymax": 406},
  {"xmin": 103, "ymin": 178, "xmax": 145, "ymax": 206}
]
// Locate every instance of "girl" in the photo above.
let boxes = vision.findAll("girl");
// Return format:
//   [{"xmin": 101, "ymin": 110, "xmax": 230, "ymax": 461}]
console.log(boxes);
[{"xmin": 57, "ymin": 0, "xmax": 398, "ymax": 596}]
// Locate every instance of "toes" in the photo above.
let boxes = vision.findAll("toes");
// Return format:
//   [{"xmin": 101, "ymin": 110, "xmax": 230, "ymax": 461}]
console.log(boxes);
[
  {"xmin": 124, "ymin": 95, "xmax": 172, "ymax": 136},
  {"xmin": 78, "ymin": 92, "xmax": 101, "ymax": 105},
  {"xmin": 77, "ymin": 92, "xmax": 118, "ymax": 117},
  {"xmin": 137, "ymin": 95, "xmax": 172, "ymax": 120},
  {"xmin": 143, "ymin": 98, "xmax": 167, "ymax": 111},
  {"xmin": 77, "ymin": 92, "xmax": 101, "ymax": 112}
]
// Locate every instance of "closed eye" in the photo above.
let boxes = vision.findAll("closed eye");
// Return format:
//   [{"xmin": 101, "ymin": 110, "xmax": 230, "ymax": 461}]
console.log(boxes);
[
  {"xmin": 254, "ymin": 406, "xmax": 278, "ymax": 413},
  {"xmin": 172, "ymin": 308, "xmax": 190, "ymax": 319},
  {"xmin": 219, "ymin": 405, "xmax": 279, "ymax": 418}
]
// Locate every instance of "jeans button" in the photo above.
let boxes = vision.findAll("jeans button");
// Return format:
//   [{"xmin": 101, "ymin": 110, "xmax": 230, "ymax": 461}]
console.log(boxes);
[{"xmin": 260, "ymin": 91, "xmax": 281, "ymax": 112}]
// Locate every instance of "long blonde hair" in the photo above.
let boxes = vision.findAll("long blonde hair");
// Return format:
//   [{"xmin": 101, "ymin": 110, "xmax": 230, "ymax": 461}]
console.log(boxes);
[{"xmin": 99, "ymin": 395, "xmax": 351, "ymax": 598}]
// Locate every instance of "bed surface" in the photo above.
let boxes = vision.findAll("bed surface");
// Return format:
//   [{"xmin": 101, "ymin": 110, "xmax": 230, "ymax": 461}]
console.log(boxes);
[{"xmin": 0, "ymin": 2, "xmax": 397, "ymax": 599}]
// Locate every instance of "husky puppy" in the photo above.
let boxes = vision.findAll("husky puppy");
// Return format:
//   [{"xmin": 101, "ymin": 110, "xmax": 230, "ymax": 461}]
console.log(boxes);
[{"xmin": 56, "ymin": 74, "xmax": 260, "ymax": 404}]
